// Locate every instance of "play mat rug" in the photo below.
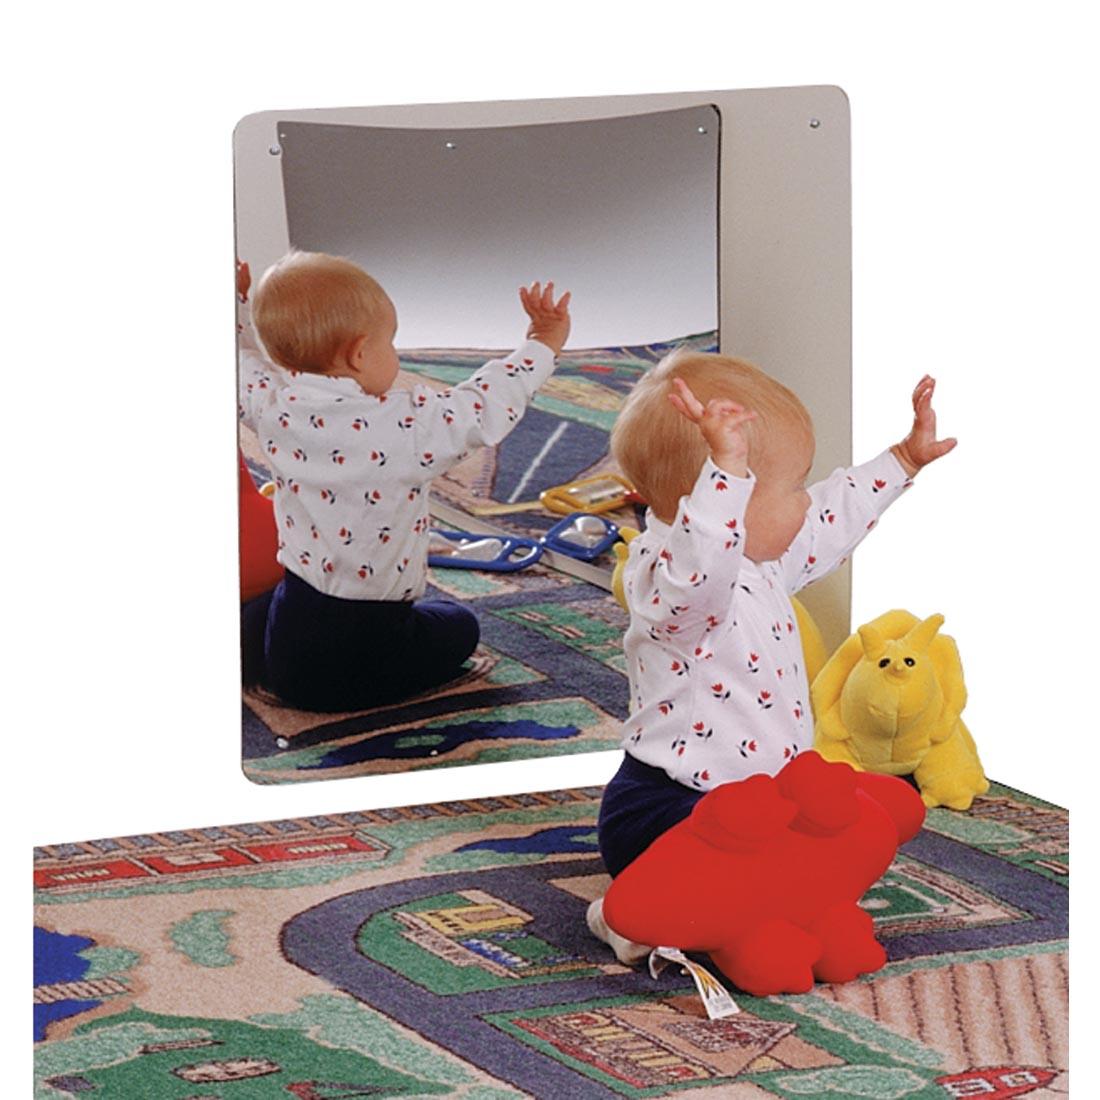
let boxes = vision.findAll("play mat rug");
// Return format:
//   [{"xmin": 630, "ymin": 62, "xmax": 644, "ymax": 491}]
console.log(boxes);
[
  {"xmin": 35, "ymin": 780, "xmax": 1067, "ymax": 1098},
  {"xmin": 240, "ymin": 336, "xmax": 718, "ymax": 783}
]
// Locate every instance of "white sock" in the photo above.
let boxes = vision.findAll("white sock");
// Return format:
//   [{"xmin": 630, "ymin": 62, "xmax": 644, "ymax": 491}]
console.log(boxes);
[{"xmin": 586, "ymin": 897, "xmax": 653, "ymax": 966}]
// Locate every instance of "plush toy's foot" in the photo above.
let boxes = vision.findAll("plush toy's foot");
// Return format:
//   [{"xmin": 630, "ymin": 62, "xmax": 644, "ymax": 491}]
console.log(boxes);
[
  {"xmin": 709, "ymin": 919, "xmax": 820, "ymax": 996},
  {"xmin": 914, "ymin": 728, "xmax": 990, "ymax": 811},
  {"xmin": 921, "ymin": 787, "xmax": 985, "ymax": 811},
  {"xmin": 586, "ymin": 898, "xmax": 652, "ymax": 966},
  {"xmin": 811, "ymin": 902, "xmax": 887, "ymax": 984},
  {"xmin": 918, "ymin": 772, "xmax": 990, "ymax": 811}
]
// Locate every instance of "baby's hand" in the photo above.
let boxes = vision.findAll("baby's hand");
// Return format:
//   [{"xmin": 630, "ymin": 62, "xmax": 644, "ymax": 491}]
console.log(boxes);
[
  {"xmin": 236, "ymin": 258, "xmax": 251, "ymax": 302},
  {"xmin": 891, "ymin": 375, "xmax": 957, "ymax": 476},
  {"xmin": 668, "ymin": 377, "xmax": 757, "ymax": 478},
  {"xmin": 520, "ymin": 281, "xmax": 571, "ymax": 356}
]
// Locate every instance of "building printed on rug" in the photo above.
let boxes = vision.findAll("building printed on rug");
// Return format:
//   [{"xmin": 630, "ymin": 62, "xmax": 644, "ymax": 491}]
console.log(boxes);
[
  {"xmin": 863, "ymin": 856, "xmax": 1030, "ymax": 937},
  {"xmin": 504, "ymin": 998, "xmax": 817, "ymax": 1089},
  {"xmin": 394, "ymin": 888, "xmax": 596, "ymax": 981},
  {"xmin": 935, "ymin": 1066, "xmax": 1061, "ymax": 1099},
  {"xmin": 35, "ymin": 829, "xmax": 388, "ymax": 892}
]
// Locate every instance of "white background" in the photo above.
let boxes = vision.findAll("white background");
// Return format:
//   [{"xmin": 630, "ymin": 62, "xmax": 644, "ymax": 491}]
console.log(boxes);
[{"xmin": 12, "ymin": 2, "xmax": 1094, "ymax": 1089}]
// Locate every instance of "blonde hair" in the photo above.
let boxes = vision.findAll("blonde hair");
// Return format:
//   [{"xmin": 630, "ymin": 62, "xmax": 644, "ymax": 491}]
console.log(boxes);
[
  {"xmin": 611, "ymin": 350, "xmax": 814, "ymax": 522},
  {"xmin": 251, "ymin": 251, "xmax": 390, "ymax": 374}
]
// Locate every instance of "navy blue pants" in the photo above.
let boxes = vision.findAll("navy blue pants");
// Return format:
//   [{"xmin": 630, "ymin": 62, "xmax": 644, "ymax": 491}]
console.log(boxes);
[
  {"xmin": 241, "ymin": 570, "xmax": 479, "ymax": 712},
  {"xmin": 598, "ymin": 753, "xmax": 706, "ymax": 878}
]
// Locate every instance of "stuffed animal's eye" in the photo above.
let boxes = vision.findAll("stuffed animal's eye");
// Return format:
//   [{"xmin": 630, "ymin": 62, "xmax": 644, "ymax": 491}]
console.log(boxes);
[
  {"xmin": 878, "ymin": 658, "xmax": 890, "ymax": 668},
  {"xmin": 904, "ymin": 657, "xmax": 916, "ymax": 667}
]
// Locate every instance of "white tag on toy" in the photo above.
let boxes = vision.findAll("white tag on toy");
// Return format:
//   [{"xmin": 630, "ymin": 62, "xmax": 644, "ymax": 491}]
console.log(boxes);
[{"xmin": 649, "ymin": 947, "xmax": 740, "ymax": 1019}]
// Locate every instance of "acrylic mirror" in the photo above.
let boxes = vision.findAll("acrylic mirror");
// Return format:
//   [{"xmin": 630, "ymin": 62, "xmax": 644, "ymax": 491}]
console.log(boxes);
[{"xmin": 235, "ymin": 87, "xmax": 850, "ymax": 784}]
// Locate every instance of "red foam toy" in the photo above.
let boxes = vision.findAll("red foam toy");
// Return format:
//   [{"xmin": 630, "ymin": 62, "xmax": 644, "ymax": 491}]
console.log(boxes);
[
  {"xmin": 239, "ymin": 450, "xmax": 283, "ymax": 602},
  {"xmin": 602, "ymin": 751, "xmax": 925, "ymax": 996}
]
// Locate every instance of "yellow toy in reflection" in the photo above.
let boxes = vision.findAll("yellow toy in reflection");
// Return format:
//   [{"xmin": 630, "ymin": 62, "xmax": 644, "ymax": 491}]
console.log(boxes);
[
  {"xmin": 611, "ymin": 526, "xmax": 829, "ymax": 686},
  {"xmin": 609, "ymin": 527, "xmax": 637, "ymax": 609},
  {"xmin": 812, "ymin": 610, "xmax": 989, "ymax": 810}
]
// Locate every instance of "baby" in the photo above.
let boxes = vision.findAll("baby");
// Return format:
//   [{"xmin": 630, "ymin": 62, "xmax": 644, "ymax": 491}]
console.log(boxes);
[
  {"xmin": 237, "ymin": 251, "xmax": 570, "ymax": 712},
  {"xmin": 588, "ymin": 350, "xmax": 955, "ymax": 960}
]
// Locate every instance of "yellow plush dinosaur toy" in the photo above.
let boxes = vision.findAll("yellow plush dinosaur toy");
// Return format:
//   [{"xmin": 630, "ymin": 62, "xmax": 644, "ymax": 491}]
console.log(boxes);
[
  {"xmin": 812, "ymin": 609, "xmax": 988, "ymax": 810},
  {"xmin": 611, "ymin": 527, "xmax": 829, "ymax": 686}
]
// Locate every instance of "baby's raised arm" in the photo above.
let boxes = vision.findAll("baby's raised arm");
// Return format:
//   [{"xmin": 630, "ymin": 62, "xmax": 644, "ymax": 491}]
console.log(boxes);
[
  {"xmin": 236, "ymin": 258, "xmax": 251, "ymax": 302},
  {"xmin": 667, "ymin": 377, "xmax": 757, "ymax": 476},
  {"xmin": 236, "ymin": 257, "xmax": 272, "ymax": 431},
  {"xmin": 519, "ymin": 281, "xmax": 571, "ymax": 356},
  {"xmin": 890, "ymin": 375, "xmax": 958, "ymax": 476},
  {"xmin": 625, "ymin": 379, "xmax": 758, "ymax": 647},
  {"xmin": 780, "ymin": 375, "xmax": 957, "ymax": 593},
  {"xmin": 408, "ymin": 281, "xmax": 571, "ymax": 475}
]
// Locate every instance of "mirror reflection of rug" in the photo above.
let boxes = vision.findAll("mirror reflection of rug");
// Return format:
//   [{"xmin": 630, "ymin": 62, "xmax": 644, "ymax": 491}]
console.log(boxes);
[
  {"xmin": 35, "ymin": 782, "xmax": 1067, "ymax": 1098},
  {"xmin": 243, "ymin": 561, "xmax": 630, "ymax": 783}
]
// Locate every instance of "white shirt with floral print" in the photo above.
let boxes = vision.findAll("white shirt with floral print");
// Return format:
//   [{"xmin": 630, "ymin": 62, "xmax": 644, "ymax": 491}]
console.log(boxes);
[
  {"xmin": 620, "ymin": 449, "xmax": 912, "ymax": 790},
  {"xmin": 238, "ymin": 303, "xmax": 555, "ymax": 601}
]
